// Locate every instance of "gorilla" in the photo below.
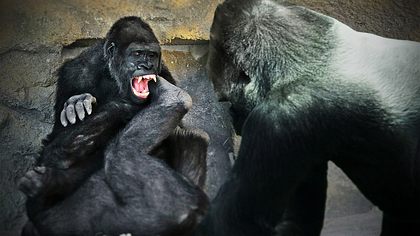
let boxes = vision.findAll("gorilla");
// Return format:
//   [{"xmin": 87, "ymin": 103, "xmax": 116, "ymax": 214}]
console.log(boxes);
[
  {"xmin": 18, "ymin": 17, "xmax": 208, "ymax": 236},
  {"xmin": 198, "ymin": 0, "xmax": 420, "ymax": 235}
]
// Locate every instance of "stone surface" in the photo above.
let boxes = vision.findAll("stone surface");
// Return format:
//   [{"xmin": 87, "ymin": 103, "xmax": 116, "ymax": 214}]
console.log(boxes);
[
  {"xmin": 0, "ymin": 49, "xmax": 59, "ymax": 234},
  {"xmin": 0, "ymin": 0, "xmax": 419, "ymax": 235},
  {"xmin": 289, "ymin": 0, "xmax": 420, "ymax": 41},
  {"xmin": 0, "ymin": 0, "xmax": 222, "ymax": 53}
]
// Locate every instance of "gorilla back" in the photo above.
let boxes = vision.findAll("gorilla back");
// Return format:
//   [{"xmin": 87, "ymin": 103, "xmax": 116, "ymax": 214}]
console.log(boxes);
[{"xmin": 204, "ymin": 0, "xmax": 420, "ymax": 235}]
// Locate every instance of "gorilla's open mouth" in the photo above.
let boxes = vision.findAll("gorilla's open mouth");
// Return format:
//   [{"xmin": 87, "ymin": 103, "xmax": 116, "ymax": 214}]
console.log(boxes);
[{"xmin": 131, "ymin": 74, "xmax": 157, "ymax": 100}]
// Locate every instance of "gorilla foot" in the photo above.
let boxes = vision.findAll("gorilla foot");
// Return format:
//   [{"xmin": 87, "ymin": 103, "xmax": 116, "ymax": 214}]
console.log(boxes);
[
  {"xmin": 168, "ymin": 127, "xmax": 209, "ymax": 187},
  {"xmin": 18, "ymin": 166, "xmax": 49, "ymax": 197}
]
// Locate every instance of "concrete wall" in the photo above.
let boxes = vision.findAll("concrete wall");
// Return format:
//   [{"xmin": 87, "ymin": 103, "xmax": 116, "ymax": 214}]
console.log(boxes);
[{"xmin": 0, "ymin": 0, "xmax": 418, "ymax": 235}]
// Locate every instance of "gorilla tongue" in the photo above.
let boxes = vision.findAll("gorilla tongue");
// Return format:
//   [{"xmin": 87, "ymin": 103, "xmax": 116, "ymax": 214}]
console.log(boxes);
[{"xmin": 132, "ymin": 74, "xmax": 157, "ymax": 100}]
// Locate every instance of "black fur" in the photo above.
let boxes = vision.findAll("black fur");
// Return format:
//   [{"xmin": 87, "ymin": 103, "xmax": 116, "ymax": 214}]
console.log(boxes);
[
  {"xmin": 19, "ymin": 16, "xmax": 209, "ymax": 235},
  {"xmin": 201, "ymin": 0, "xmax": 420, "ymax": 235}
]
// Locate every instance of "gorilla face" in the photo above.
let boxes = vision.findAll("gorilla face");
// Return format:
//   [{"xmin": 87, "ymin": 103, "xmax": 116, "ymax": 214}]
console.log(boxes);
[
  {"xmin": 208, "ymin": 20, "xmax": 254, "ymax": 134},
  {"xmin": 105, "ymin": 17, "xmax": 162, "ymax": 105},
  {"xmin": 125, "ymin": 42, "xmax": 160, "ymax": 103}
]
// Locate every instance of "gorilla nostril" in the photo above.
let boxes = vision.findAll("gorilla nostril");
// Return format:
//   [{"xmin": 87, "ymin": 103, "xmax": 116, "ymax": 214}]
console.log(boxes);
[{"xmin": 138, "ymin": 64, "xmax": 153, "ymax": 71}]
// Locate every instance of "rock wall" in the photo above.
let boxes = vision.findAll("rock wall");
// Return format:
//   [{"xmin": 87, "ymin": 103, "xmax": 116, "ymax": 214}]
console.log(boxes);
[{"xmin": 0, "ymin": 0, "xmax": 418, "ymax": 235}]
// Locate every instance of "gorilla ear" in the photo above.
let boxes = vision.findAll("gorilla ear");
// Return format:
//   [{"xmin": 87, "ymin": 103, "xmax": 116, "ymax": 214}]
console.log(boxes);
[{"xmin": 104, "ymin": 41, "xmax": 116, "ymax": 58}]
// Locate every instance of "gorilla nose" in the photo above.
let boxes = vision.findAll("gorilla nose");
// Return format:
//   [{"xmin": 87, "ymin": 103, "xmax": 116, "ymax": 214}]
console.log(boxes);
[{"xmin": 138, "ymin": 64, "xmax": 153, "ymax": 71}]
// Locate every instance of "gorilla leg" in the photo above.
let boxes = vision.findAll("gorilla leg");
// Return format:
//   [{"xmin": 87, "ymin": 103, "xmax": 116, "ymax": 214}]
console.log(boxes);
[
  {"xmin": 20, "ymin": 157, "xmax": 102, "ymax": 218},
  {"xmin": 169, "ymin": 128, "xmax": 209, "ymax": 188},
  {"xmin": 152, "ymin": 127, "xmax": 209, "ymax": 188},
  {"xmin": 94, "ymin": 78, "xmax": 208, "ymax": 235},
  {"xmin": 100, "ymin": 140, "xmax": 208, "ymax": 236},
  {"xmin": 277, "ymin": 162, "xmax": 328, "ymax": 236},
  {"xmin": 104, "ymin": 78, "xmax": 193, "ymax": 199}
]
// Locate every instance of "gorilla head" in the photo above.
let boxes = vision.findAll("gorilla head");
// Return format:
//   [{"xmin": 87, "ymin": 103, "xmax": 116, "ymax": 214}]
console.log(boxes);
[
  {"xmin": 208, "ymin": 0, "xmax": 332, "ymax": 133},
  {"xmin": 207, "ymin": 4, "xmax": 253, "ymax": 133},
  {"xmin": 104, "ymin": 16, "xmax": 162, "ymax": 104}
]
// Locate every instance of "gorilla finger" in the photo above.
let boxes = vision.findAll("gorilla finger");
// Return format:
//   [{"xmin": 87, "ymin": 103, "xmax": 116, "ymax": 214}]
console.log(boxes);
[
  {"xmin": 60, "ymin": 109, "xmax": 68, "ymax": 127},
  {"xmin": 66, "ymin": 104, "xmax": 77, "ymax": 124},
  {"xmin": 83, "ymin": 96, "xmax": 96, "ymax": 115},
  {"xmin": 66, "ymin": 94, "xmax": 84, "ymax": 104},
  {"xmin": 75, "ymin": 100, "xmax": 85, "ymax": 121},
  {"xmin": 84, "ymin": 93, "xmax": 96, "ymax": 104}
]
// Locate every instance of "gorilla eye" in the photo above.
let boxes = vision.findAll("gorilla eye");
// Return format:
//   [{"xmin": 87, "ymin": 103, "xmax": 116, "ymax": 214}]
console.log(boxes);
[
  {"xmin": 133, "ymin": 51, "xmax": 141, "ymax": 57},
  {"xmin": 147, "ymin": 52, "xmax": 156, "ymax": 59}
]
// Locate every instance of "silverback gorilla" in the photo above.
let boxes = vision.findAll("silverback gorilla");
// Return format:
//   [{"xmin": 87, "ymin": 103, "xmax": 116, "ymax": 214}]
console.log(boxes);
[
  {"xmin": 18, "ymin": 17, "xmax": 208, "ymax": 235},
  {"xmin": 198, "ymin": 0, "xmax": 420, "ymax": 235}
]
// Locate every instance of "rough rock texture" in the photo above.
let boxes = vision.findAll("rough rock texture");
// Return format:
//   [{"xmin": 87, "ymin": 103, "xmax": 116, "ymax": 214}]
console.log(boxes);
[
  {"xmin": 289, "ymin": 0, "xmax": 420, "ymax": 41},
  {"xmin": 0, "ymin": 0, "xmax": 222, "ymax": 53},
  {"xmin": 0, "ymin": 0, "xmax": 419, "ymax": 235},
  {"xmin": 0, "ymin": 49, "xmax": 60, "ymax": 235}
]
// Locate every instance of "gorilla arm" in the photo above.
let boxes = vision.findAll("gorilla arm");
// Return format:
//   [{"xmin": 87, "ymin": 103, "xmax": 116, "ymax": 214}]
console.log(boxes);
[
  {"xmin": 198, "ymin": 101, "xmax": 319, "ymax": 236},
  {"xmin": 51, "ymin": 43, "xmax": 106, "ymax": 132},
  {"xmin": 40, "ymin": 98, "xmax": 138, "ymax": 169},
  {"xmin": 199, "ymin": 85, "xmax": 396, "ymax": 235},
  {"xmin": 19, "ymin": 96, "xmax": 140, "ymax": 202}
]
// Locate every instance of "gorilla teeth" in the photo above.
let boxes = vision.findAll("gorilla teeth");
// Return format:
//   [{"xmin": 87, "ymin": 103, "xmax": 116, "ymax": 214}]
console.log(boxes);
[
  {"xmin": 135, "ymin": 74, "xmax": 157, "ymax": 83},
  {"xmin": 131, "ymin": 75, "xmax": 157, "ymax": 99}
]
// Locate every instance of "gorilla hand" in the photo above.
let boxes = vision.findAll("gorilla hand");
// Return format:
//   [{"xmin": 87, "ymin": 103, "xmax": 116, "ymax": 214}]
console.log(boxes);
[
  {"xmin": 18, "ymin": 166, "xmax": 49, "ymax": 197},
  {"xmin": 60, "ymin": 93, "xmax": 96, "ymax": 127}
]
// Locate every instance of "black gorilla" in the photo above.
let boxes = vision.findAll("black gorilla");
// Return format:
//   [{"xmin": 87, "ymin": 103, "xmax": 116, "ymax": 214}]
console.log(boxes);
[
  {"xmin": 199, "ymin": 0, "xmax": 420, "ymax": 235},
  {"xmin": 18, "ymin": 17, "xmax": 208, "ymax": 235}
]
